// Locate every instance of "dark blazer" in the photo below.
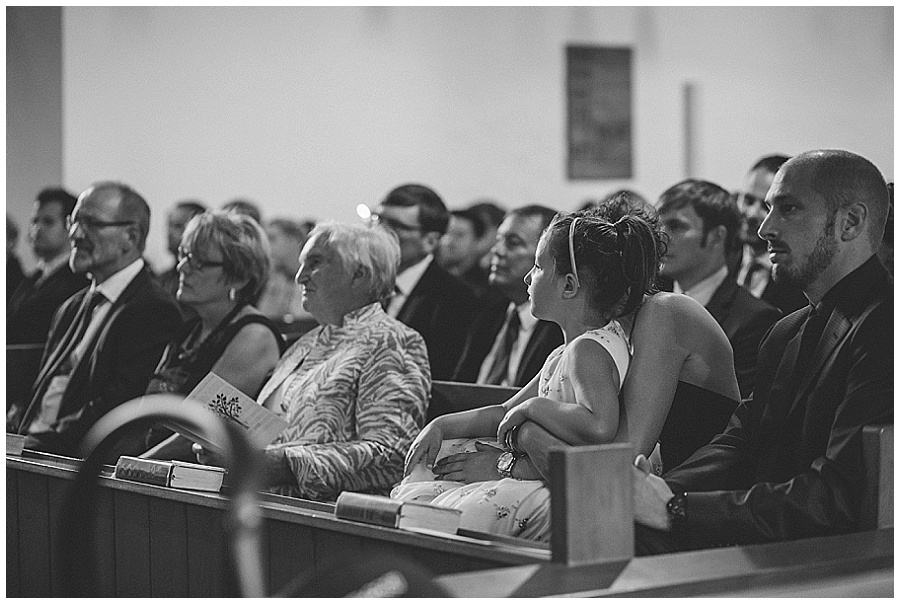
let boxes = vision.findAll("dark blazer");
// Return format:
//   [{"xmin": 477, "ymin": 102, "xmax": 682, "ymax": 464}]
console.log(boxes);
[
  {"xmin": 7, "ymin": 264, "xmax": 90, "ymax": 345},
  {"xmin": 452, "ymin": 290, "xmax": 563, "ymax": 388},
  {"xmin": 660, "ymin": 255, "xmax": 892, "ymax": 550},
  {"xmin": 396, "ymin": 260, "xmax": 477, "ymax": 381},
  {"xmin": 705, "ymin": 277, "xmax": 782, "ymax": 398},
  {"xmin": 15, "ymin": 266, "xmax": 183, "ymax": 457}
]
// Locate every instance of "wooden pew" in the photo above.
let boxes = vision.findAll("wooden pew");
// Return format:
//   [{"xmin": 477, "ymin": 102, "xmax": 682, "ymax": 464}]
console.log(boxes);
[
  {"xmin": 435, "ymin": 424, "xmax": 896, "ymax": 596},
  {"xmin": 427, "ymin": 380, "xmax": 518, "ymax": 422},
  {"xmin": 6, "ymin": 450, "xmax": 549, "ymax": 597},
  {"xmin": 862, "ymin": 424, "xmax": 893, "ymax": 530}
]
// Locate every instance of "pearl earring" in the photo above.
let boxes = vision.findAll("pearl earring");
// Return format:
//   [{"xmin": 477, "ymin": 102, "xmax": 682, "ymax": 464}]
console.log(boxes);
[{"xmin": 229, "ymin": 287, "xmax": 236, "ymax": 301}]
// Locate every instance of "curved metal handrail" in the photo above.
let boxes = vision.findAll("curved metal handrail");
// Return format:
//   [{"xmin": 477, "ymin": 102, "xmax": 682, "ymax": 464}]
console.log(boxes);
[{"xmin": 57, "ymin": 395, "xmax": 266, "ymax": 597}]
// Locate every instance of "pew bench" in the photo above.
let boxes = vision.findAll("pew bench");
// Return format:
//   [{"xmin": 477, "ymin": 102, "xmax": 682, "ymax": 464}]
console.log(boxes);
[{"xmin": 6, "ymin": 450, "xmax": 548, "ymax": 597}]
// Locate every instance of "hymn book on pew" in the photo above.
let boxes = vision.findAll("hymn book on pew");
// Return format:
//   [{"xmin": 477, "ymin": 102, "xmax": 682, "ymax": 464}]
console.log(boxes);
[
  {"xmin": 114, "ymin": 456, "xmax": 227, "ymax": 492},
  {"xmin": 7, "ymin": 433, "xmax": 26, "ymax": 456},
  {"xmin": 335, "ymin": 492, "xmax": 462, "ymax": 535},
  {"xmin": 156, "ymin": 372, "xmax": 288, "ymax": 452}
]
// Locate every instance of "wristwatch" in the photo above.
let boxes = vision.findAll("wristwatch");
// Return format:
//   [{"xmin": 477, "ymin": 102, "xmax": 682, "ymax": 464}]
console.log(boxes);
[
  {"xmin": 496, "ymin": 450, "xmax": 518, "ymax": 479},
  {"xmin": 666, "ymin": 491, "xmax": 688, "ymax": 530}
]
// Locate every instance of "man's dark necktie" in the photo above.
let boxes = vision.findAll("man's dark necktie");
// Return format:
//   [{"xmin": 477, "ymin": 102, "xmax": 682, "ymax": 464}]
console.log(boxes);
[
  {"xmin": 770, "ymin": 304, "xmax": 826, "ymax": 414},
  {"xmin": 17, "ymin": 290, "xmax": 105, "ymax": 433},
  {"xmin": 485, "ymin": 308, "xmax": 520, "ymax": 385}
]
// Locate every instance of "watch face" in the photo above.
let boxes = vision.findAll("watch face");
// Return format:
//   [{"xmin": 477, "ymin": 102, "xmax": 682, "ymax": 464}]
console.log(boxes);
[{"xmin": 497, "ymin": 451, "xmax": 514, "ymax": 475}]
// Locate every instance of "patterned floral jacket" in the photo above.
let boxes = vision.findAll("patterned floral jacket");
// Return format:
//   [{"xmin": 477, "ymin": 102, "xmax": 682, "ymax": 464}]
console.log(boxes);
[{"xmin": 257, "ymin": 303, "xmax": 430, "ymax": 500}]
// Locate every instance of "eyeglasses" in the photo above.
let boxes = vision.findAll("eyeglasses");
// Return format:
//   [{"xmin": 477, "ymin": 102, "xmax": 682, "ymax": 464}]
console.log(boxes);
[
  {"xmin": 67, "ymin": 215, "xmax": 135, "ymax": 233},
  {"xmin": 370, "ymin": 213, "xmax": 422, "ymax": 234},
  {"xmin": 177, "ymin": 247, "xmax": 225, "ymax": 271},
  {"xmin": 568, "ymin": 216, "xmax": 581, "ymax": 289}
]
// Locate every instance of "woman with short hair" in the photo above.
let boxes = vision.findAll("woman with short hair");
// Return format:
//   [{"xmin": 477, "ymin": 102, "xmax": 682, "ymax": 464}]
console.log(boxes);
[{"xmin": 144, "ymin": 210, "xmax": 285, "ymax": 458}]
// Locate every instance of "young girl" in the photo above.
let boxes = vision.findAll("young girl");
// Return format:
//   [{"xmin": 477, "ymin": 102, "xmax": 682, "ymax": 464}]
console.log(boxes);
[{"xmin": 392, "ymin": 210, "xmax": 659, "ymax": 541}]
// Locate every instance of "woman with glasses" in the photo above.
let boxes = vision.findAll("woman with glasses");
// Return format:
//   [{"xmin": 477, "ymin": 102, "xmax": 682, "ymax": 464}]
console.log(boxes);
[{"xmin": 143, "ymin": 210, "xmax": 285, "ymax": 459}]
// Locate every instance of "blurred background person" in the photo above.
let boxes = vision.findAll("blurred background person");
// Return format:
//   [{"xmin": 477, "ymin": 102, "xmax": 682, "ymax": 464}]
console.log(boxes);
[
  {"xmin": 222, "ymin": 197, "xmax": 263, "ymax": 225},
  {"xmin": 156, "ymin": 199, "xmax": 207, "ymax": 303},
  {"xmin": 8, "ymin": 187, "xmax": 89, "ymax": 345},
  {"xmin": 438, "ymin": 208, "xmax": 490, "ymax": 299},
  {"xmin": 257, "ymin": 217, "xmax": 316, "ymax": 331},
  {"xmin": 452, "ymin": 205, "xmax": 562, "ymax": 388},
  {"xmin": 374, "ymin": 184, "xmax": 476, "ymax": 380},
  {"xmin": 466, "ymin": 199, "xmax": 506, "ymax": 272},
  {"xmin": 7, "ymin": 214, "xmax": 25, "ymax": 298},
  {"xmin": 735, "ymin": 154, "xmax": 807, "ymax": 314}
]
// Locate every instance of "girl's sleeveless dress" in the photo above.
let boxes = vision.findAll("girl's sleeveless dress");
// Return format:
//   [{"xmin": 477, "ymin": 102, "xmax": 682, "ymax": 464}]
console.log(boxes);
[{"xmin": 391, "ymin": 321, "xmax": 630, "ymax": 542}]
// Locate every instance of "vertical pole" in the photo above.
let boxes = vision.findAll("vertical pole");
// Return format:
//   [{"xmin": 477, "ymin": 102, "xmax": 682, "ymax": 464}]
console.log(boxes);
[{"xmin": 683, "ymin": 81, "xmax": 695, "ymax": 178}]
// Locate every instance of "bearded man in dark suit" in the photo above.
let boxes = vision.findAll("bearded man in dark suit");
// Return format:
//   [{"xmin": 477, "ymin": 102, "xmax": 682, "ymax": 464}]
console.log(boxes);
[{"xmin": 633, "ymin": 149, "xmax": 893, "ymax": 552}]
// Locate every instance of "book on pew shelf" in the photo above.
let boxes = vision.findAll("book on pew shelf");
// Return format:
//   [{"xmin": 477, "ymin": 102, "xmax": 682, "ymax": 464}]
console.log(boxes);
[
  {"xmin": 7, "ymin": 433, "xmax": 26, "ymax": 456},
  {"xmin": 335, "ymin": 492, "xmax": 461, "ymax": 535},
  {"xmin": 114, "ymin": 456, "xmax": 226, "ymax": 492},
  {"xmin": 150, "ymin": 372, "xmax": 288, "ymax": 453}
]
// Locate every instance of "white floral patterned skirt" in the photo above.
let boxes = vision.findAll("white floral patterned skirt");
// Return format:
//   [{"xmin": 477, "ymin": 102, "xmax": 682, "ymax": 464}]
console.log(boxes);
[{"xmin": 391, "ymin": 438, "xmax": 552, "ymax": 542}]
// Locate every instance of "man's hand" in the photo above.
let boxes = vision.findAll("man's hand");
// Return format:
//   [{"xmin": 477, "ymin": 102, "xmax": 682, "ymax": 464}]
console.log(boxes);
[
  {"xmin": 432, "ymin": 442, "xmax": 503, "ymax": 483},
  {"xmin": 632, "ymin": 454, "xmax": 673, "ymax": 531}
]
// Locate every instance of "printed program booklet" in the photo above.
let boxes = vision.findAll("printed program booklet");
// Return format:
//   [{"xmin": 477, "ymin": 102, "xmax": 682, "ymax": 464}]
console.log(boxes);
[{"xmin": 161, "ymin": 372, "xmax": 288, "ymax": 452}]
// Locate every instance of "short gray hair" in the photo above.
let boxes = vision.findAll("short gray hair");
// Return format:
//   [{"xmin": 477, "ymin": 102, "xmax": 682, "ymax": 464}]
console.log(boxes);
[
  {"xmin": 309, "ymin": 221, "xmax": 400, "ymax": 302},
  {"xmin": 182, "ymin": 210, "xmax": 271, "ymax": 304}
]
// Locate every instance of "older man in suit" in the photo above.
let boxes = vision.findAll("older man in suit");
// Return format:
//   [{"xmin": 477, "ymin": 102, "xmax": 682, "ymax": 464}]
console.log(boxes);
[
  {"xmin": 633, "ymin": 149, "xmax": 893, "ymax": 552},
  {"xmin": 374, "ymin": 184, "xmax": 476, "ymax": 381},
  {"xmin": 658, "ymin": 179, "xmax": 781, "ymax": 398},
  {"xmin": 452, "ymin": 205, "xmax": 563, "ymax": 387},
  {"xmin": 8, "ymin": 182, "xmax": 182, "ymax": 457}
]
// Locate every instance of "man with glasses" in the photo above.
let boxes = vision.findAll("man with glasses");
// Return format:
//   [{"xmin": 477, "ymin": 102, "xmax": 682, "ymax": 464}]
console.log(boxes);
[
  {"xmin": 735, "ymin": 154, "xmax": 807, "ymax": 315},
  {"xmin": 7, "ymin": 182, "xmax": 182, "ymax": 459},
  {"xmin": 373, "ymin": 183, "xmax": 476, "ymax": 380}
]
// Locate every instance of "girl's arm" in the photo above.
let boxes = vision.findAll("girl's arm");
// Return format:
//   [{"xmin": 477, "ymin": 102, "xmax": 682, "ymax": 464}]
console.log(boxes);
[
  {"xmin": 404, "ymin": 374, "xmax": 540, "ymax": 472},
  {"xmin": 498, "ymin": 338, "xmax": 620, "ymax": 446}
]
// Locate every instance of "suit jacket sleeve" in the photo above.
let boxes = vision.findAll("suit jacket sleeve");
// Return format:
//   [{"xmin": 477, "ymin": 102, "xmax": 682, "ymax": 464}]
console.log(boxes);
[
  {"xmin": 664, "ymin": 299, "xmax": 893, "ymax": 548},
  {"xmin": 41, "ymin": 292, "xmax": 183, "ymax": 455}
]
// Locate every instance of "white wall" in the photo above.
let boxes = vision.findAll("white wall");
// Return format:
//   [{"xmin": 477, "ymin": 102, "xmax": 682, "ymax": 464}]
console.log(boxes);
[{"xmin": 58, "ymin": 6, "xmax": 893, "ymax": 270}]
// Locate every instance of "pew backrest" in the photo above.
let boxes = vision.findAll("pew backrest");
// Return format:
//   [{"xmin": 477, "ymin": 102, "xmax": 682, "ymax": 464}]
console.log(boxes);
[
  {"xmin": 428, "ymin": 381, "xmax": 518, "ymax": 422},
  {"xmin": 862, "ymin": 424, "xmax": 893, "ymax": 530}
]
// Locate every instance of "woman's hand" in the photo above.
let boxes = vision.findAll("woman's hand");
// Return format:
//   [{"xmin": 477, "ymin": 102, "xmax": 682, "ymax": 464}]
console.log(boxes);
[
  {"xmin": 192, "ymin": 442, "xmax": 226, "ymax": 467},
  {"xmin": 497, "ymin": 399, "xmax": 534, "ymax": 446},
  {"xmin": 404, "ymin": 421, "xmax": 444, "ymax": 475},
  {"xmin": 432, "ymin": 442, "xmax": 503, "ymax": 483}
]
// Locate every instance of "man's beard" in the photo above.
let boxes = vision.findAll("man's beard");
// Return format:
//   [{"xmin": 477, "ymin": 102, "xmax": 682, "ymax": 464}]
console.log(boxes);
[{"xmin": 772, "ymin": 220, "xmax": 837, "ymax": 290}]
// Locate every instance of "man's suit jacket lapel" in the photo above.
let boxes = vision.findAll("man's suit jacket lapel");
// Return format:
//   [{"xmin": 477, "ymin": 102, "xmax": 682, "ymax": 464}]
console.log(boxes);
[
  {"xmin": 31, "ymin": 292, "xmax": 86, "ymax": 391},
  {"xmin": 784, "ymin": 302, "xmax": 856, "ymax": 422},
  {"xmin": 396, "ymin": 261, "xmax": 439, "ymax": 325},
  {"xmin": 57, "ymin": 268, "xmax": 151, "ymax": 418},
  {"xmin": 704, "ymin": 278, "xmax": 735, "ymax": 324},
  {"xmin": 756, "ymin": 310, "xmax": 806, "ymax": 427},
  {"xmin": 514, "ymin": 320, "xmax": 562, "ymax": 387}
]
